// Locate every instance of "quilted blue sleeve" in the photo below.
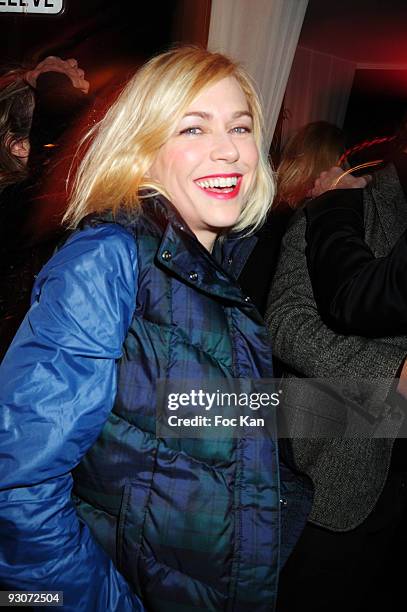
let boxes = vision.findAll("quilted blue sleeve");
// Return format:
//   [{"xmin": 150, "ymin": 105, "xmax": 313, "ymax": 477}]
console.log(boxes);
[{"xmin": 0, "ymin": 224, "xmax": 144, "ymax": 611}]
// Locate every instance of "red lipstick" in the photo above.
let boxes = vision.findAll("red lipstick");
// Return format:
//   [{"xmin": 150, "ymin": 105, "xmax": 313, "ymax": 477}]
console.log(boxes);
[{"xmin": 194, "ymin": 174, "xmax": 242, "ymax": 200}]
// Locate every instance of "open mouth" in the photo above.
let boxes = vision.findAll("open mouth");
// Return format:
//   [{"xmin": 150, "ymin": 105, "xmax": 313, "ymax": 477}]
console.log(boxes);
[{"xmin": 194, "ymin": 174, "xmax": 242, "ymax": 199}]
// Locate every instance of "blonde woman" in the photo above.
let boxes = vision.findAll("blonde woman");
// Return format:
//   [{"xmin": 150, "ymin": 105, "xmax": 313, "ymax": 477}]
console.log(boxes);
[{"xmin": 0, "ymin": 47, "xmax": 309, "ymax": 611}]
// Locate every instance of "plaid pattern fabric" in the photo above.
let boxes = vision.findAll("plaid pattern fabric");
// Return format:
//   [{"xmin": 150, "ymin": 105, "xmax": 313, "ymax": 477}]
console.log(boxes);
[{"xmin": 73, "ymin": 196, "xmax": 288, "ymax": 611}]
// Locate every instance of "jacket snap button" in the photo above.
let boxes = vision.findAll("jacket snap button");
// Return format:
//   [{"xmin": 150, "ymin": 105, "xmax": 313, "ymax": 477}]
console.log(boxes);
[
  {"xmin": 189, "ymin": 271, "xmax": 198, "ymax": 281},
  {"xmin": 280, "ymin": 497, "xmax": 288, "ymax": 506},
  {"xmin": 244, "ymin": 295, "xmax": 251, "ymax": 303},
  {"xmin": 161, "ymin": 250, "xmax": 172, "ymax": 261}
]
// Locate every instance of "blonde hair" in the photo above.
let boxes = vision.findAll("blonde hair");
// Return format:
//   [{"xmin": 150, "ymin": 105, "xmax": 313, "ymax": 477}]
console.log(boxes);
[
  {"xmin": 276, "ymin": 121, "xmax": 345, "ymax": 208},
  {"xmin": 64, "ymin": 46, "xmax": 274, "ymax": 233}
]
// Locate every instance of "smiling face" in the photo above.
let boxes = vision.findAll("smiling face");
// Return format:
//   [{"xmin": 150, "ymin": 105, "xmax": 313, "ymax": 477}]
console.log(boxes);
[{"xmin": 148, "ymin": 76, "xmax": 259, "ymax": 251}]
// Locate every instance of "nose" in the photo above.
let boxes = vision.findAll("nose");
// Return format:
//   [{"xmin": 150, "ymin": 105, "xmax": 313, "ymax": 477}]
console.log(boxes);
[{"xmin": 210, "ymin": 132, "xmax": 240, "ymax": 163}]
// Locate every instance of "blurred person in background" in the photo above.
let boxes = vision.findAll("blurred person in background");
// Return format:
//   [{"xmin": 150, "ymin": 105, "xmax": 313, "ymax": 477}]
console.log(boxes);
[
  {"xmin": 240, "ymin": 121, "xmax": 345, "ymax": 316},
  {"xmin": 267, "ymin": 112, "xmax": 407, "ymax": 611},
  {"xmin": 0, "ymin": 56, "xmax": 89, "ymax": 358},
  {"xmin": 305, "ymin": 111, "xmax": 407, "ymax": 337}
]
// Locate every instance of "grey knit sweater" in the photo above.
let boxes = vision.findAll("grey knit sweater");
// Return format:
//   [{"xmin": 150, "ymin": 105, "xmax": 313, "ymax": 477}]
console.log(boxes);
[{"xmin": 266, "ymin": 164, "xmax": 407, "ymax": 530}]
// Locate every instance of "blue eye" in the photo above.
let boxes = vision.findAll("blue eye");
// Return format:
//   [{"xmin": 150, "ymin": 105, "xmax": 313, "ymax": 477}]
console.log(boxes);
[
  {"xmin": 180, "ymin": 127, "xmax": 203, "ymax": 135},
  {"xmin": 231, "ymin": 126, "xmax": 251, "ymax": 134}
]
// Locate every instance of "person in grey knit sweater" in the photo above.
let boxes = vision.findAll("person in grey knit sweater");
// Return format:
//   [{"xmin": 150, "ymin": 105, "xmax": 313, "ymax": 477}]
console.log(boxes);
[{"xmin": 267, "ymin": 157, "xmax": 407, "ymax": 611}]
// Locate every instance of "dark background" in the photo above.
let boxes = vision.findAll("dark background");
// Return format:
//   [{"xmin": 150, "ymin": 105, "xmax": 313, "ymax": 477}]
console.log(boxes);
[
  {"xmin": 0, "ymin": 0, "xmax": 211, "ymax": 89},
  {"xmin": 344, "ymin": 69, "xmax": 407, "ymax": 144},
  {"xmin": 298, "ymin": 0, "xmax": 407, "ymax": 153},
  {"xmin": 0, "ymin": 0, "xmax": 211, "ymax": 358}
]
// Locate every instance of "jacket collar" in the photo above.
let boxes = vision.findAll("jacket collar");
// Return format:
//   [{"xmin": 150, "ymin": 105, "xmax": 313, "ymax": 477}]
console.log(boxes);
[{"xmin": 144, "ymin": 194, "xmax": 260, "ymax": 311}]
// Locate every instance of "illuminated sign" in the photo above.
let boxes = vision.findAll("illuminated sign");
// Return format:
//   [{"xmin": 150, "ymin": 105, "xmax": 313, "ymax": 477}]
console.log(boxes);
[{"xmin": 0, "ymin": 0, "xmax": 64, "ymax": 14}]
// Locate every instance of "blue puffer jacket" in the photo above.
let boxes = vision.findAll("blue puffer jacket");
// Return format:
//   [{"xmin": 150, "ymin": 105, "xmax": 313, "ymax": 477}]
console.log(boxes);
[{"xmin": 0, "ymin": 196, "xmax": 311, "ymax": 611}]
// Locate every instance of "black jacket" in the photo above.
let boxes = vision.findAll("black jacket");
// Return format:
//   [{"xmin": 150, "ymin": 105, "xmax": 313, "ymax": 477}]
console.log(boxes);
[{"xmin": 305, "ymin": 157, "xmax": 407, "ymax": 337}]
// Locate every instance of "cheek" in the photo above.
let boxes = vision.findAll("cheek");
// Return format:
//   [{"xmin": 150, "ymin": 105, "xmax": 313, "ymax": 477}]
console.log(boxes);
[
  {"xmin": 242, "ymin": 143, "xmax": 260, "ymax": 190},
  {"xmin": 172, "ymin": 145, "xmax": 202, "ymax": 173},
  {"xmin": 152, "ymin": 146, "xmax": 199, "ymax": 183},
  {"xmin": 163, "ymin": 150, "xmax": 203, "ymax": 197},
  {"xmin": 247, "ymin": 143, "xmax": 259, "ymax": 170}
]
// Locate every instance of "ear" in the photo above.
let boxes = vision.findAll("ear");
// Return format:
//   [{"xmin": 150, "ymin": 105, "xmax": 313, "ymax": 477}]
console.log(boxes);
[{"xmin": 10, "ymin": 138, "xmax": 30, "ymax": 160}]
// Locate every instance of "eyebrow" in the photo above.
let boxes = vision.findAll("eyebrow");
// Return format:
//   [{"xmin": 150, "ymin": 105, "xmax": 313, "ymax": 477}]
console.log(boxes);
[{"xmin": 182, "ymin": 110, "xmax": 253, "ymax": 120}]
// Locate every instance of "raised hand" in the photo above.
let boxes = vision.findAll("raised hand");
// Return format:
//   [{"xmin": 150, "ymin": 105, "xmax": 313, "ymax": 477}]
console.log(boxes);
[
  {"xmin": 25, "ymin": 56, "xmax": 89, "ymax": 93},
  {"xmin": 311, "ymin": 165, "xmax": 371, "ymax": 198}
]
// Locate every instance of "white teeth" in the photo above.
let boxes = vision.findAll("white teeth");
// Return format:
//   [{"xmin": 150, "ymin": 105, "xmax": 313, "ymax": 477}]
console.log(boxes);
[{"xmin": 196, "ymin": 176, "xmax": 239, "ymax": 189}]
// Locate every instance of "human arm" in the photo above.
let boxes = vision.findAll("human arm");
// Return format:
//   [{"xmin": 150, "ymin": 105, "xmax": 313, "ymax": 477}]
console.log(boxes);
[
  {"xmin": 0, "ymin": 224, "xmax": 143, "ymax": 611},
  {"xmin": 25, "ymin": 56, "xmax": 89, "ymax": 92},
  {"xmin": 265, "ymin": 210, "xmax": 407, "ymax": 404},
  {"xmin": 18, "ymin": 58, "xmax": 93, "ymax": 248},
  {"xmin": 305, "ymin": 188, "xmax": 407, "ymax": 337},
  {"xmin": 26, "ymin": 57, "xmax": 90, "ymax": 171}
]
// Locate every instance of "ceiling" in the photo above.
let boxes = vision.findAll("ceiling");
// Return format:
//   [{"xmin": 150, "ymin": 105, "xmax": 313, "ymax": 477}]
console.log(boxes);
[{"xmin": 299, "ymin": 0, "xmax": 407, "ymax": 66}]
